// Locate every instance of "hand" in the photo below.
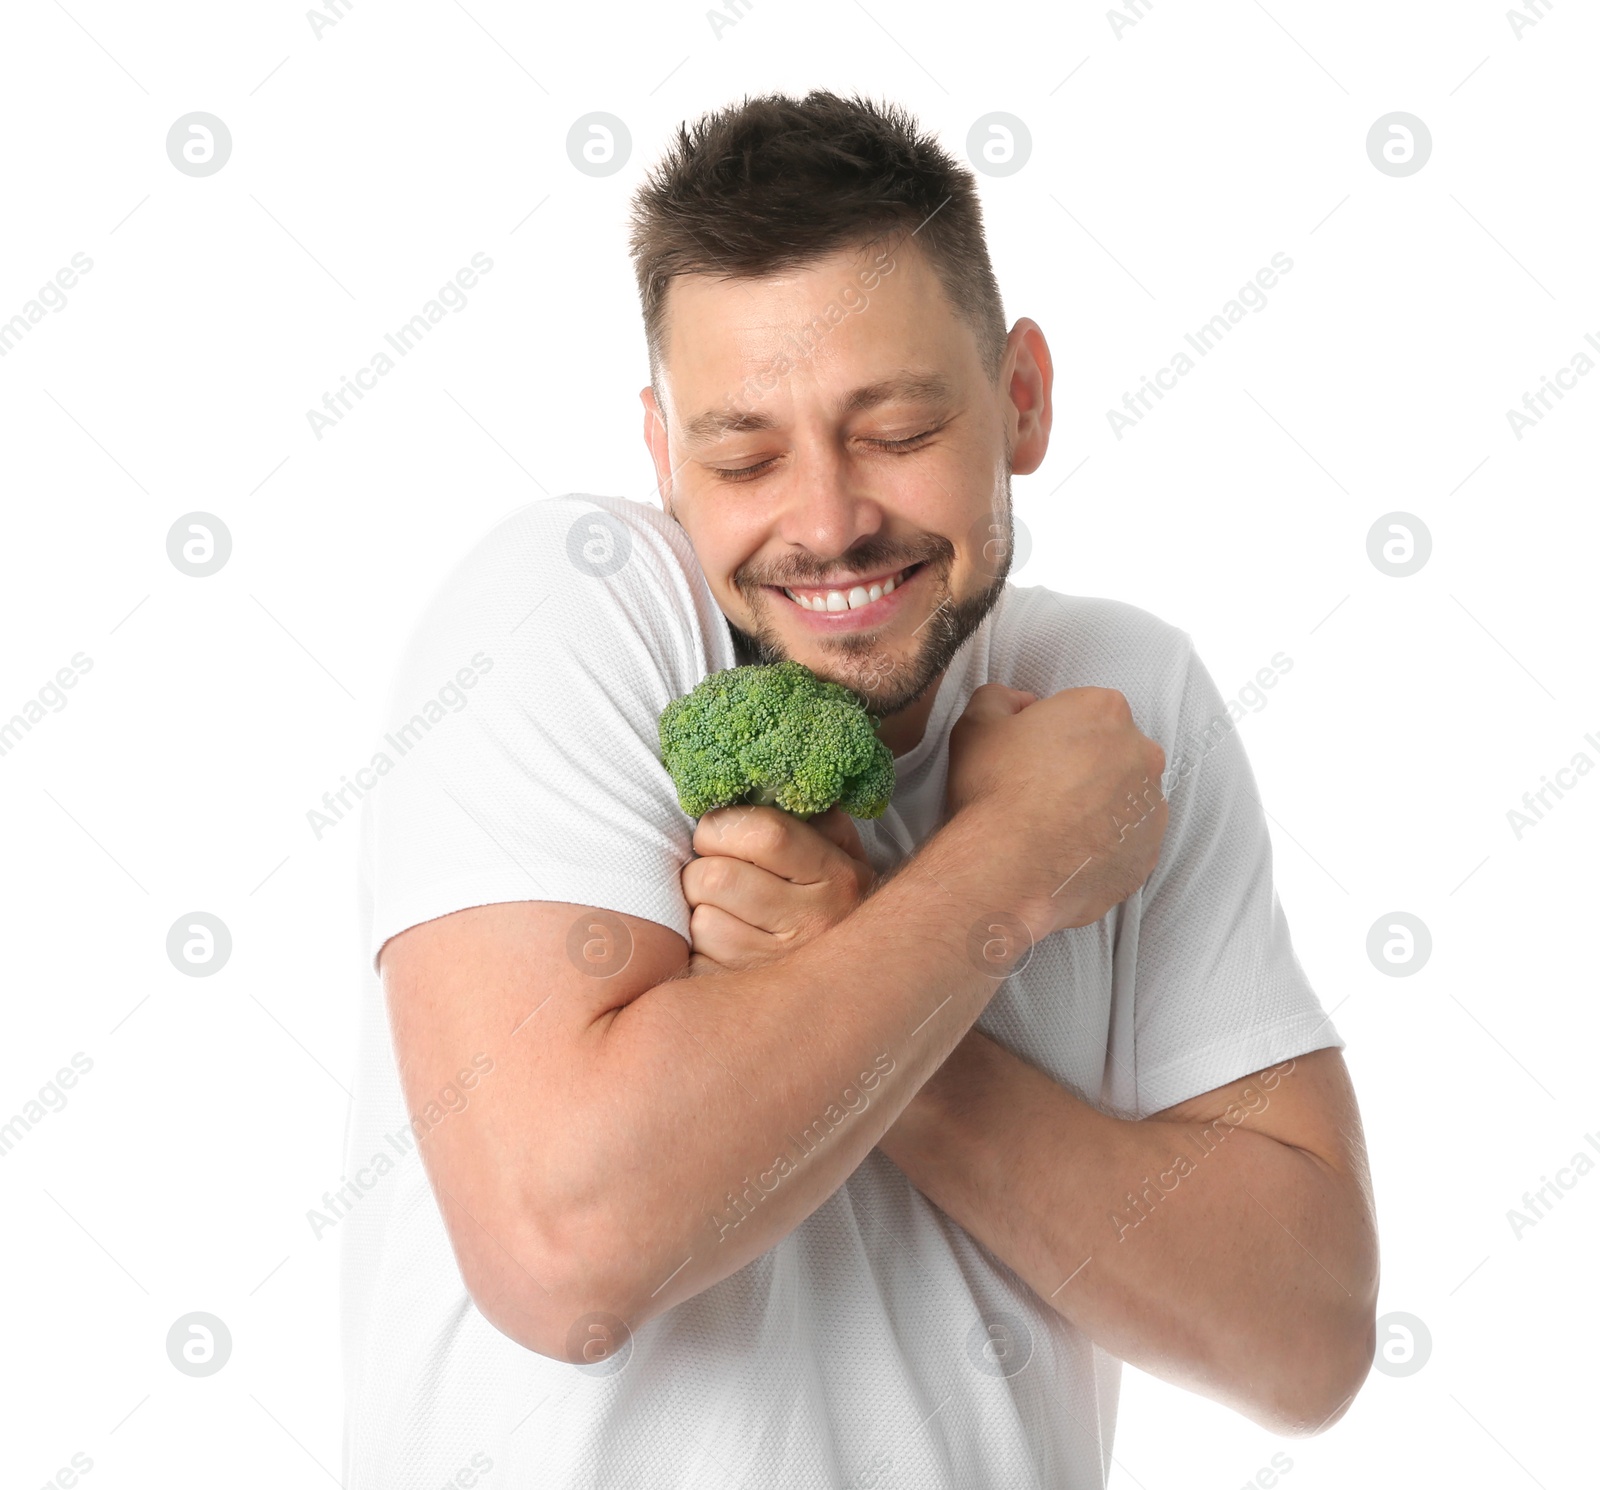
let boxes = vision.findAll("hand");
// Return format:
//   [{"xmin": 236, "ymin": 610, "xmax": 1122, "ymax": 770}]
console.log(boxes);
[
  {"xmin": 681, "ymin": 803, "xmax": 877, "ymax": 974},
  {"xmin": 944, "ymin": 683, "xmax": 1169, "ymax": 937}
]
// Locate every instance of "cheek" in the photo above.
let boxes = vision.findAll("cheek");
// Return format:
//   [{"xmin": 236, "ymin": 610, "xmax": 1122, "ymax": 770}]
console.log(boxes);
[
  {"xmin": 916, "ymin": 449, "xmax": 996, "ymax": 532},
  {"xmin": 684, "ymin": 522, "xmax": 762, "ymax": 604}
]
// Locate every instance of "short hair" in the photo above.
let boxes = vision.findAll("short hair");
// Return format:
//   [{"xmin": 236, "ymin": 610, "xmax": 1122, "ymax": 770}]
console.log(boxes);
[{"xmin": 628, "ymin": 89, "xmax": 1008, "ymax": 397}]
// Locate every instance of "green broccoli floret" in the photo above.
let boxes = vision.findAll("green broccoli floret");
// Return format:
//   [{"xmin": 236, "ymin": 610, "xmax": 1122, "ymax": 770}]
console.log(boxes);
[{"xmin": 658, "ymin": 659, "xmax": 897, "ymax": 820}]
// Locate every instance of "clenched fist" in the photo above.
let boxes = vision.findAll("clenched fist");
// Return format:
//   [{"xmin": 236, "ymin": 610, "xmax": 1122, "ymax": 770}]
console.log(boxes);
[
  {"xmin": 681, "ymin": 804, "xmax": 877, "ymax": 974},
  {"xmin": 945, "ymin": 683, "xmax": 1168, "ymax": 937}
]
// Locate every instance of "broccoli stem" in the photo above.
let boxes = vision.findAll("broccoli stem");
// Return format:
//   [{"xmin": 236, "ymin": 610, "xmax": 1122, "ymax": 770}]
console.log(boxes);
[{"xmin": 743, "ymin": 783, "xmax": 819, "ymax": 819}]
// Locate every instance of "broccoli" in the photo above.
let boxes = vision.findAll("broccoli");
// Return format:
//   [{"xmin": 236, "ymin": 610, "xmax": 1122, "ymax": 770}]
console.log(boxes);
[{"xmin": 658, "ymin": 659, "xmax": 897, "ymax": 820}]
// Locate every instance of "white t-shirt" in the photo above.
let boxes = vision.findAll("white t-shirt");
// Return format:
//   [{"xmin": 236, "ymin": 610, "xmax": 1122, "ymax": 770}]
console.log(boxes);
[{"xmin": 339, "ymin": 492, "xmax": 1343, "ymax": 1490}]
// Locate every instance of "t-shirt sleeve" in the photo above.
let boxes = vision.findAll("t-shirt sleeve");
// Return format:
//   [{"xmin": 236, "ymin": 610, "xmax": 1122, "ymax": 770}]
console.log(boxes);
[
  {"xmin": 1108, "ymin": 635, "xmax": 1345, "ymax": 1117},
  {"xmin": 360, "ymin": 498, "xmax": 717, "ymax": 970}
]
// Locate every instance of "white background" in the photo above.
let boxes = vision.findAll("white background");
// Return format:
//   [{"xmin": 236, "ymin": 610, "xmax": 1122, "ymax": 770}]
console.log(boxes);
[{"xmin": 2, "ymin": 0, "xmax": 1595, "ymax": 1486}]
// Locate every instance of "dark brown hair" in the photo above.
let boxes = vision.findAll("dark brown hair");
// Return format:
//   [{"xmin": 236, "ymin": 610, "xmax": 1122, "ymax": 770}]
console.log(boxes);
[{"xmin": 628, "ymin": 89, "xmax": 1008, "ymax": 396}]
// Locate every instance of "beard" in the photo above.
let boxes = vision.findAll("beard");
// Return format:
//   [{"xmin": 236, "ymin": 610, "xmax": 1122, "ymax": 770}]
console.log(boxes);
[{"xmin": 724, "ymin": 493, "xmax": 1015, "ymax": 721}]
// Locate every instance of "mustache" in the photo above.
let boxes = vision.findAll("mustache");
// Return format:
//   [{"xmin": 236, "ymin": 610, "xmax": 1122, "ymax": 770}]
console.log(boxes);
[{"xmin": 738, "ymin": 535, "xmax": 955, "ymax": 591}]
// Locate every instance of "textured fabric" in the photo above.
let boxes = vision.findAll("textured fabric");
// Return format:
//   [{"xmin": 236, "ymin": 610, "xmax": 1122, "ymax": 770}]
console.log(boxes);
[{"xmin": 339, "ymin": 492, "xmax": 1344, "ymax": 1489}]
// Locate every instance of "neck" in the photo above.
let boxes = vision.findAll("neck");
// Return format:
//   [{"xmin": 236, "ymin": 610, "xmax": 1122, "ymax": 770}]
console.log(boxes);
[{"xmin": 874, "ymin": 672, "xmax": 944, "ymax": 758}]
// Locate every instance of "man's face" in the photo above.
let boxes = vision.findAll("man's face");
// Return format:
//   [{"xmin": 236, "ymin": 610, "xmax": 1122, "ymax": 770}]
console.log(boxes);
[{"xmin": 641, "ymin": 238, "xmax": 1051, "ymax": 725}]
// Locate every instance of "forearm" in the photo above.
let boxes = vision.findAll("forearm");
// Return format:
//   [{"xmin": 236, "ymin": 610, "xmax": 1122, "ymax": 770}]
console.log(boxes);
[
  {"xmin": 877, "ymin": 1031, "xmax": 1379, "ymax": 1433},
  {"xmin": 585, "ymin": 809, "xmax": 1025, "ymax": 1325}
]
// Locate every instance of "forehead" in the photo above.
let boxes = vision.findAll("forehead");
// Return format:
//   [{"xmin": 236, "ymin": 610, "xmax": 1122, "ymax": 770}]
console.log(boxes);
[{"xmin": 657, "ymin": 240, "xmax": 970, "ymax": 439}]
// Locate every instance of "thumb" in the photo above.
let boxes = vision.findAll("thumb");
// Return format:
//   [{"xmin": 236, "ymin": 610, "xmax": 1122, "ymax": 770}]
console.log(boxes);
[
  {"xmin": 809, "ymin": 803, "xmax": 871, "ymax": 864},
  {"xmin": 958, "ymin": 682, "xmax": 1039, "ymax": 724}
]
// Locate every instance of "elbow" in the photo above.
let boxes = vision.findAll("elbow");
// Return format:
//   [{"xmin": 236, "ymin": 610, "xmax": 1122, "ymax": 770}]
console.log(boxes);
[
  {"xmin": 1255, "ymin": 1295, "xmax": 1378, "ymax": 1437},
  {"xmin": 1255, "ymin": 1196, "xmax": 1382, "ymax": 1437},
  {"xmin": 456, "ymin": 1197, "xmax": 644, "ymax": 1365},
  {"xmin": 471, "ymin": 1286, "xmax": 638, "ymax": 1369}
]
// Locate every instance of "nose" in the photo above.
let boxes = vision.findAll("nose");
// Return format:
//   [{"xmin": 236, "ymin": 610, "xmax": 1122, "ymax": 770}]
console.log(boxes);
[{"xmin": 773, "ymin": 436, "xmax": 883, "ymax": 568}]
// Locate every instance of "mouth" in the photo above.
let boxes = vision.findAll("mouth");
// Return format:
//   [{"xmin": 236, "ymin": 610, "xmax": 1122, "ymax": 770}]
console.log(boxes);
[{"xmin": 769, "ymin": 561, "xmax": 929, "ymax": 628}]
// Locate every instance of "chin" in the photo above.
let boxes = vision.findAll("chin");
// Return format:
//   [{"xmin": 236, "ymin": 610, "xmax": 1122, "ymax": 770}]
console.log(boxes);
[
  {"xmin": 795, "ymin": 641, "xmax": 936, "ymax": 717},
  {"xmin": 729, "ymin": 557, "xmax": 1002, "ymax": 715}
]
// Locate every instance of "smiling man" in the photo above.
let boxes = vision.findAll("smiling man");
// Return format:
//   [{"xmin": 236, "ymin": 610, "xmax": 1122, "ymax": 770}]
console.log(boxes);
[{"xmin": 340, "ymin": 90, "xmax": 1378, "ymax": 1489}]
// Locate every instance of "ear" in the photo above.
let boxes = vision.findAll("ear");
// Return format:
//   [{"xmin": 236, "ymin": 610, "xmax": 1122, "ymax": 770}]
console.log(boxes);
[{"xmin": 1003, "ymin": 319, "xmax": 1053, "ymax": 477}]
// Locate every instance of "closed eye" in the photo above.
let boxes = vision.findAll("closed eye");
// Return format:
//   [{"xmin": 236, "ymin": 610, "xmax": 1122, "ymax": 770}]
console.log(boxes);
[{"xmin": 710, "ymin": 428, "xmax": 941, "ymax": 484}]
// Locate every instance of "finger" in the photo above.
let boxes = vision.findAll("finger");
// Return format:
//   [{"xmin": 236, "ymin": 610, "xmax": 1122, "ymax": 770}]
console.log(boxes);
[
  {"xmin": 956, "ymin": 682, "xmax": 1038, "ymax": 725},
  {"xmin": 682, "ymin": 853, "xmax": 801, "ymax": 934},
  {"xmin": 687, "ymin": 900, "xmax": 780, "ymax": 971},
  {"xmin": 694, "ymin": 802, "xmax": 766, "ymax": 855},
  {"xmin": 693, "ymin": 805, "xmax": 843, "ymax": 886}
]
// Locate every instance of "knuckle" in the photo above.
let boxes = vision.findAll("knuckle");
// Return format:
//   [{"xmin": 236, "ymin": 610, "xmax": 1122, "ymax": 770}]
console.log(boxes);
[
  {"xmin": 693, "ymin": 810, "xmax": 731, "ymax": 853},
  {"xmin": 749, "ymin": 811, "xmax": 789, "ymax": 857},
  {"xmin": 699, "ymin": 856, "xmax": 735, "ymax": 897},
  {"xmin": 1093, "ymin": 686, "xmax": 1133, "ymax": 721},
  {"xmin": 958, "ymin": 682, "xmax": 1001, "ymax": 718}
]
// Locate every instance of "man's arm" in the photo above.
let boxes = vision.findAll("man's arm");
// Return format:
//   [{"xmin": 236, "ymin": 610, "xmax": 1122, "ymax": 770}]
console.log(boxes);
[
  {"xmin": 676, "ymin": 769, "xmax": 1378, "ymax": 1435},
  {"xmin": 875, "ymin": 1033, "xmax": 1379, "ymax": 1435},
  {"xmin": 380, "ymin": 683, "xmax": 1168, "ymax": 1362}
]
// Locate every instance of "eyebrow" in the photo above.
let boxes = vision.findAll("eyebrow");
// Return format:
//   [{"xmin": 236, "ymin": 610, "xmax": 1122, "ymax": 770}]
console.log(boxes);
[{"xmin": 680, "ymin": 370, "xmax": 958, "ymax": 448}]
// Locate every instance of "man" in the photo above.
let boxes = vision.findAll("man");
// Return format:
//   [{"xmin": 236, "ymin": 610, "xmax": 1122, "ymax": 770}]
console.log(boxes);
[{"xmin": 341, "ymin": 90, "xmax": 1378, "ymax": 1487}]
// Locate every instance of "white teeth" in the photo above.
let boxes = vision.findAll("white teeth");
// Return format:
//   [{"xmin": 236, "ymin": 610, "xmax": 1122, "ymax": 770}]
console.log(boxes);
[{"xmin": 783, "ymin": 566, "xmax": 908, "ymax": 612}]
